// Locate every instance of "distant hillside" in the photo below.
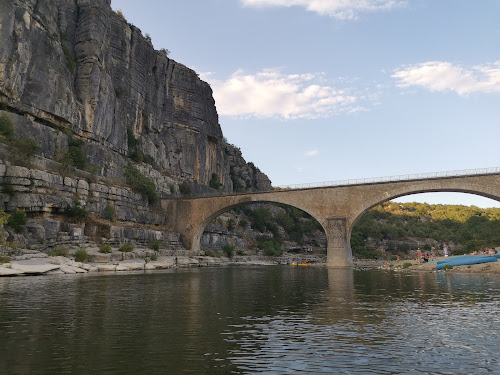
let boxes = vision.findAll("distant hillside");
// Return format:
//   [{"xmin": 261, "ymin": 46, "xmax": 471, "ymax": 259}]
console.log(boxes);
[{"xmin": 351, "ymin": 202, "xmax": 500, "ymax": 258}]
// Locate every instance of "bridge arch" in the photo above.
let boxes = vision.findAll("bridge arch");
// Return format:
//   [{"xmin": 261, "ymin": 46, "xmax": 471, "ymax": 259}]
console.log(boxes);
[
  {"xmin": 192, "ymin": 199, "xmax": 327, "ymax": 253},
  {"xmin": 347, "ymin": 188, "xmax": 500, "ymax": 255}
]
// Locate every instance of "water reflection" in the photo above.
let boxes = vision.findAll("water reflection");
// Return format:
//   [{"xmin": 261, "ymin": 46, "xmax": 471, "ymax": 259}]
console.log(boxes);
[{"xmin": 0, "ymin": 268, "xmax": 499, "ymax": 374}]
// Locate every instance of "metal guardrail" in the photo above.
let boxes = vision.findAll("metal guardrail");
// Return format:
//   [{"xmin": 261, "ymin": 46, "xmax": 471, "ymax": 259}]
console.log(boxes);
[{"xmin": 276, "ymin": 167, "xmax": 500, "ymax": 190}]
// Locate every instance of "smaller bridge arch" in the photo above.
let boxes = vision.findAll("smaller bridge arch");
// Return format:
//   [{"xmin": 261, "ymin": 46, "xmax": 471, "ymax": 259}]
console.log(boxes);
[{"xmin": 163, "ymin": 170, "xmax": 500, "ymax": 267}]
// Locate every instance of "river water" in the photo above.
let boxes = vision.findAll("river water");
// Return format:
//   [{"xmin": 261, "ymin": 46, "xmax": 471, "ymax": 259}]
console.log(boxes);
[{"xmin": 1, "ymin": 267, "xmax": 499, "ymax": 374}]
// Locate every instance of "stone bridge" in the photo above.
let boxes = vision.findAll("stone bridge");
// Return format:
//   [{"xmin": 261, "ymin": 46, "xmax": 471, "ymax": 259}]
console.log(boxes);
[{"xmin": 162, "ymin": 170, "xmax": 500, "ymax": 267}]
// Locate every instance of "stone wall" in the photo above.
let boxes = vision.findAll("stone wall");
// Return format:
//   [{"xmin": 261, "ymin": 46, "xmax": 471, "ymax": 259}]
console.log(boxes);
[{"xmin": 0, "ymin": 159, "xmax": 185, "ymax": 249}]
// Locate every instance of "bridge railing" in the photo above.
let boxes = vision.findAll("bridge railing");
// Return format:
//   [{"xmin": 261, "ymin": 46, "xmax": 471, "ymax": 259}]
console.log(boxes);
[{"xmin": 275, "ymin": 167, "xmax": 500, "ymax": 190}]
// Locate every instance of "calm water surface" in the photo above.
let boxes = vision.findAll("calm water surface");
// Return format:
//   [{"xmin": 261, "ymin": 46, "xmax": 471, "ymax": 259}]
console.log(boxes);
[{"xmin": 1, "ymin": 267, "xmax": 499, "ymax": 374}]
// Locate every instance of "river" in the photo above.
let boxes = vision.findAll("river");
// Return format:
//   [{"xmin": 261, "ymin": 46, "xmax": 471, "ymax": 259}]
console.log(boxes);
[{"xmin": 1, "ymin": 267, "xmax": 499, "ymax": 374}]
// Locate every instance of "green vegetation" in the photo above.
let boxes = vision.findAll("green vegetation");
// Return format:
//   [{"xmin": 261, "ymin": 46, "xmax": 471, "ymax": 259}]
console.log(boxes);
[
  {"xmin": 0, "ymin": 256, "xmax": 11, "ymax": 264},
  {"xmin": 150, "ymin": 253, "xmax": 158, "ymax": 261},
  {"xmin": 6, "ymin": 211, "xmax": 27, "ymax": 233},
  {"xmin": 351, "ymin": 201, "xmax": 500, "ymax": 258},
  {"xmin": 74, "ymin": 248, "xmax": 88, "ymax": 262},
  {"xmin": 149, "ymin": 239, "xmax": 163, "ymax": 252},
  {"xmin": 0, "ymin": 114, "xmax": 40, "ymax": 166},
  {"xmin": 126, "ymin": 130, "xmax": 153, "ymax": 165},
  {"xmin": 1, "ymin": 180, "xmax": 15, "ymax": 196},
  {"xmin": 56, "ymin": 137, "xmax": 86, "ymax": 170},
  {"xmin": 123, "ymin": 163, "xmax": 158, "ymax": 204},
  {"xmin": 402, "ymin": 262, "xmax": 412, "ymax": 269},
  {"xmin": 0, "ymin": 114, "xmax": 15, "ymax": 140},
  {"xmin": 179, "ymin": 181, "xmax": 191, "ymax": 196},
  {"xmin": 204, "ymin": 249, "xmax": 221, "ymax": 258},
  {"xmin": 222, "ymin": 243, "xmax": 235, "ymax": 258},
  {"xmin": 209, "ymin": 173, "xmax": 222, "ymax": 189},
  {"xmin": 441, "ymin": 265, "xmax": 454, "ymax": 270},
  {"xmin": 102, "ymin": 205, "xmax": 115, "ymax": 221},
  {"xmin": 64, "ymin": 201, "xmax": 88, "ymax": 220},
  {"xmin": 257, "ymin": 237, "xmax": 282, "ymax": 256},
  {"xmin": 11, "ymin": 138, "xmax": 40, "ymax": 160},
  {"xmin": 99, "ymin": 244, "xmax": 112, "ymax": 254},
  {"xmin": 0, "ymin": 210, "xmax": 9, "ymax": 243},
  {"xmin": 119, "ymin": 242, "xmax": 134, "ymax": 252},
  {"xmin": 49, "ymin": 246, "xmax": 69, "ymax": 257}
]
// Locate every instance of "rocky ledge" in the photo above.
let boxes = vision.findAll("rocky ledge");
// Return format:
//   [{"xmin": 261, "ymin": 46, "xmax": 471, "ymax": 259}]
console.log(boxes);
[{"xmin": 0, "ymin": 248, "xmax": 280, "ymax": 277}]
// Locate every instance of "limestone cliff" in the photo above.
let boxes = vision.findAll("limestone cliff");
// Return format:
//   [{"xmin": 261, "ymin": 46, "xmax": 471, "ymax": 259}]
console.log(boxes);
[{"xmin": 0, "ymin": 0, "xmax": 271, "ymax": 191}]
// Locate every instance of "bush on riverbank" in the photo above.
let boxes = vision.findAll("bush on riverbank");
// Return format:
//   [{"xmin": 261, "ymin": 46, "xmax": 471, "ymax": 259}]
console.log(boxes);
[
  {"xmin": 99, "ymin": 244, "xmax": 112, "ymax": 253},
  {"xmin": 119, "ymin": 242, "xmax": 134, "ymax": 252},
  {"xmin": 74, "ymin": 248, "xmax": 88, "ymax": 262}
]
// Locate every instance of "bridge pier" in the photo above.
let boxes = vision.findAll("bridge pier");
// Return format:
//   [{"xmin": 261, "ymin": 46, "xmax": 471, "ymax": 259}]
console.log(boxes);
[{"xmin": 325, "ymin": 217, "xmax": 353, "ymax": 267}]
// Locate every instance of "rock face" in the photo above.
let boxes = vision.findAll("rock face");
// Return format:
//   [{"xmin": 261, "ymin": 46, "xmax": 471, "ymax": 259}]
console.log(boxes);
[{"xmin": 0, "ymin": 0, "xmax": 271, "ymax": 191}]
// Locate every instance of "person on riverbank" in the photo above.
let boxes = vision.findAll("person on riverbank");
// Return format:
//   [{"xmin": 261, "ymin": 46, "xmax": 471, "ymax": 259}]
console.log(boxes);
[
  {"xmin": 443, "ymin": 243, "xmax": 448, "ymax": 257},
  {"xmin": 416, "ymin": 248, "xmax": 422, "ymax": 262}
]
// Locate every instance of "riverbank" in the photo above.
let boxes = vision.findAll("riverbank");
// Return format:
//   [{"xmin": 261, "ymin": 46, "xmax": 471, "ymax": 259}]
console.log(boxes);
[
  {"xmin": 378, "ymin": 256, "xmax": 500, "ymax": 275},
  {"xmin": 0, "ymin": 246, "xmax": 330, "ymax": 277}
]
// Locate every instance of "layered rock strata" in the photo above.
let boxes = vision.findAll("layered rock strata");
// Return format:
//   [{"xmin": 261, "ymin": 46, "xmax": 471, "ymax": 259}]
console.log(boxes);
[{"xmin": 0, "ymin": 0, "xmax": 271, "ymax": 191}]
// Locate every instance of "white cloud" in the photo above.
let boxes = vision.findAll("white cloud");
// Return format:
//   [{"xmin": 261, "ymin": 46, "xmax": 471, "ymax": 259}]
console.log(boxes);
[
  {"xmin": 200, "ymin": 69, "xmax": 360, "ymax": 120},
  {"xmin": 304, "ymin": 150, "xmax": 319, "ymax": 156},
  {"xmin": 392, "ymin": 61, "xmax": 500, "ymax": 96},
  {"xmin": 241, "ymin": 0, "xmax": 406, "ymax": 20}
]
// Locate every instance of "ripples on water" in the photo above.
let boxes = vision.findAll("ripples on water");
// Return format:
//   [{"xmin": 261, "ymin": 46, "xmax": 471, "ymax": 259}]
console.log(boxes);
[{"xmin": 1, "ymin": 267, "xmax": 499, "ymax": 374}]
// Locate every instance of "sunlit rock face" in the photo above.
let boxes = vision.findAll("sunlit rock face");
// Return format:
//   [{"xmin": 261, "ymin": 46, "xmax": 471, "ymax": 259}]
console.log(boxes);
[{"xmin": 0, "ymin": 0, "xmax": 271, "ymax": 192}]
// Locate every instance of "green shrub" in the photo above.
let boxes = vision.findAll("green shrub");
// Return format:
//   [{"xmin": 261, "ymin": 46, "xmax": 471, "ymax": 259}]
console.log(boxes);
[
  {"xmin": 0, "ymin": 114, "xmax": 15, "ymax": 140},
  {"xmin": 179, "ymin": 181, "xmax": 191, "ymax": 196},
  {"xmin": 6, "ymin": 210, "xmax": 27, "ymax": 233},
  {"xmin": 129, "ymin": 149, "xmax": 144, "ymax": 162},
  {"xmin": 222, "ymin": 243, "xmax": 235, "ymax": 258},
  {"xmin": 56, "ymin": 137, "xmax": 86, "ymax": 170},
  {"xmin": 0, "ymin": 256, "xmax": 11, "ymax": 264},
  {"xmin": 204, "ymin": 249, "xmax": 221, "ymax": 258},
  {"xmin": 12, "ymin": 138, "xmax": 39, "ymax": 159},
  {"xmin": 99, "ymin": 244, "xmax": 112, "ymax": 253},
  {"xmin": 1, "ymin": 180, "xmax": 15, "ymax": 196},
  {"xmin": 258, "ymin": 237, "xmax": 282, "ymax": 256},
  {"xmin": 119, "ymin": 242, "xmax": 134, "ymax": 252},
  {"xmin": 237, "ymin": 249, "xmax": 245, "ymax": 256},
  {"xmin": 149, "ymin": 239, "xmax": 163, "ymax": 252},
  {"xmin": 239, "ymin": 219, "xmax": 248, "ymax": 228},
  {"xmin": 74, "ymin": 248, "xmax": 88, "ymax": 262},
  {"xmin": 150, "ymin": 253, "xmax": 158, "ymax": 261},
  {"xmin": 389, "ymin": 255, "xmax": 398, "ymax": 261},
  {"xmin": 123, "ymin": 164, "xmax": 158, "ymax": 204},
  {"xmin": 441, "ymin": 264, "xmax": 454, "ymax": 270},
  {"xmin": 65, "ymin": 201, "xmax": 88, "ymax": 220},
  {"xmin": 402, "ymin": 262, "xmax": 412, "ymax": 269},
  {"xmin": 50, "ymin": 246, "xmax": 69, "ymax": 257},
  {"xmin": 102, "ymin": 205, "xmax": 115, "ymax": 221},
  {"xmin": 209, "ymin": 173, "xmax": 222, "ymax": 189}
]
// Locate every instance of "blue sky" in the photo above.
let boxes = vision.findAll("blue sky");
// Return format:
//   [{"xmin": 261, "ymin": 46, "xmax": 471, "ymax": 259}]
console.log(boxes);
[{"xmin": 111, "ymin": 0, "xmax": 500, "ymax": 208}]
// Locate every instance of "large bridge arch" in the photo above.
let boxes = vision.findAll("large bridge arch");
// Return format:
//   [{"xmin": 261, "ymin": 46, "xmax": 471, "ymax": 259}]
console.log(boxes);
[{"xmin": 346, "ymin": 187, "xmax": 500, "ymax": 256}]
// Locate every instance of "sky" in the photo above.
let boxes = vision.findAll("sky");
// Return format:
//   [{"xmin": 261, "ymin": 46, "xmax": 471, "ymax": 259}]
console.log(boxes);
[{"xmin": 111, "ymin": 0, "xmax": 500, "ymax": 208}]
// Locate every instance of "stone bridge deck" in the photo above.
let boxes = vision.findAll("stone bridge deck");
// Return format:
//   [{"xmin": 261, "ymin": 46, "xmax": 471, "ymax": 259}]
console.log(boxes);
[{"xmin": 162, "ymin": 170, "xmax": 500, "ymax": 267}]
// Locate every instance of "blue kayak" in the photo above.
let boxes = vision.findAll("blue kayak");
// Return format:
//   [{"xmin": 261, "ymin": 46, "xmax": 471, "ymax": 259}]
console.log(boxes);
[{"xmin": 436, "ymin": 255, "xmax": 498, "ymax": 270}]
